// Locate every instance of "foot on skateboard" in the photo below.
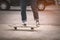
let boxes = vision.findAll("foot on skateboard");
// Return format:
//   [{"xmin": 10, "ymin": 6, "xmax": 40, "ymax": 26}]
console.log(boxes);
[{"xmin": 36, "ymin": 19, "xmax": 40, "ymax": 27}]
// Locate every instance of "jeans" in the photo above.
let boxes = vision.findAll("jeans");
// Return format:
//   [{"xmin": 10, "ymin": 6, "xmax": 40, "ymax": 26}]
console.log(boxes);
[{"xmin": 20, "ymin": 0, "xmax": 39, "ymax": 22}]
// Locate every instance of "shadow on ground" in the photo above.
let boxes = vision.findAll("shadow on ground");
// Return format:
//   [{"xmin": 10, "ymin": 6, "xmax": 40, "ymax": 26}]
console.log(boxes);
[{"xmin": 5, "ymin": 29, "xmax": 40, "ymax": 32}]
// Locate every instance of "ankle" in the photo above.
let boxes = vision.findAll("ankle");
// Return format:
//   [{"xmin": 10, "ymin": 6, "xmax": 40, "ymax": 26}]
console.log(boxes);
[{"xmin": 35, "ymin": 19, "xmax": 39, "ymax": 22}]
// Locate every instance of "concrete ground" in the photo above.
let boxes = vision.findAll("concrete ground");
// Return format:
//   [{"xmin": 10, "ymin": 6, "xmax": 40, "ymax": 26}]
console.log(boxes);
[{"xmin": 0, "ymin": 5, "xmax": 60, "ymax": 40}]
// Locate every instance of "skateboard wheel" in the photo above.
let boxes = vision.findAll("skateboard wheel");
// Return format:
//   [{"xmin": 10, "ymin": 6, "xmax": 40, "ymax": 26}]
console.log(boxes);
[
  {"xmin": 14, "ymin": 27, "xmax": 17, "ymax": 30},
  {"xmin": 31, "ymin": 27, "xmax": 34, "ymax": 30}
]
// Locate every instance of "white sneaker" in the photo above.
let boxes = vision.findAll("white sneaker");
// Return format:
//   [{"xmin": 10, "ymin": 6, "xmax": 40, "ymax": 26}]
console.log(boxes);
[
  {"xmin": 22, "ymin": 20, "xmax": 27, "ymax": 26},
  {"xmin": 35, "ymin": 19, "xmax": 40, "ymax": 27},
  {"xmin": 36, "ymin": 21, "xmax": 39, "ymax": 25}
]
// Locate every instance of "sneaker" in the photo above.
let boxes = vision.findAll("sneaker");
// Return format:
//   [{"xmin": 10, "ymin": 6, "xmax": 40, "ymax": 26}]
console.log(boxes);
[
  {"xmin": 36, "ymin": 21, "xmax": 39, "ymax": 25},
  {"xmin": 23, "ymin": 23, "xmax": 26, "ymax": 26},
  {"xmin": 35, "ymin": 19, "xmax": 40, "ymax": 27},
  {"xmin": 22, "ymin": 20, "xmax": 27, "ymax": 26}
]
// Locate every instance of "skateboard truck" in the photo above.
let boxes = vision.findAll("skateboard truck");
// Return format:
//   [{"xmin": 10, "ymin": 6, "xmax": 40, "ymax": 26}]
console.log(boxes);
[
  {"xmin": 14, "ymin": 27, "xmax": 17, "ymax": 30},
  {"xmin": 23, "ymin": 24, "xmax": 26, "ymax": 27},
  {"xmin": 31, "ymin": 27, "xmax": 34, "ymax": 30}
]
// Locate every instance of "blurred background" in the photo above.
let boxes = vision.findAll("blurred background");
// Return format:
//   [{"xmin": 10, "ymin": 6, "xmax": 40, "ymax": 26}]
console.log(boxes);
[{"xmin": 0, "ymin": 0, "xmax": 60, "ymax": 40}]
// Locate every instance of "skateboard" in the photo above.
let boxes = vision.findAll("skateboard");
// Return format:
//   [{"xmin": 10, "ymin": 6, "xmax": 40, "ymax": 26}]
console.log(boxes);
[{"xmin": 9, "ymin": 24, "xmax": 40, "ymax": 30}]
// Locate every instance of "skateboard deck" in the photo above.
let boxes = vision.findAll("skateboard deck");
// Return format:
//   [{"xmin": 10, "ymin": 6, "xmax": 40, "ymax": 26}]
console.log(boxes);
[{"xmin": 9, "ymin": 24, "xmax": 40, "ymax": 30}]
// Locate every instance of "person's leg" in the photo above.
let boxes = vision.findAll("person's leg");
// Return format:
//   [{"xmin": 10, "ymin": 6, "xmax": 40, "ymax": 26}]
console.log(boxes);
[
  {"xmin": 20, "ymin": 0, "xmax": 27, "ymax": 25},
  {"xmin": 31, "ymin": 0, "xmax": 39, "ymax": 25}
]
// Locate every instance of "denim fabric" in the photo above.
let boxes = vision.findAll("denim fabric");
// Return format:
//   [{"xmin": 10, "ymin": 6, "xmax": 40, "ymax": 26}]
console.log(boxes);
[
  {"xmin": 20, "ymin": 0, "xmax": 39, "ymax": 22},
  {"xmin": 31, "ymin": 0, "xmax": 39, "ymax": 20},
  {"xmin": 20, "ymin": 0, "xmax": 27, "ymax": 21}
]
